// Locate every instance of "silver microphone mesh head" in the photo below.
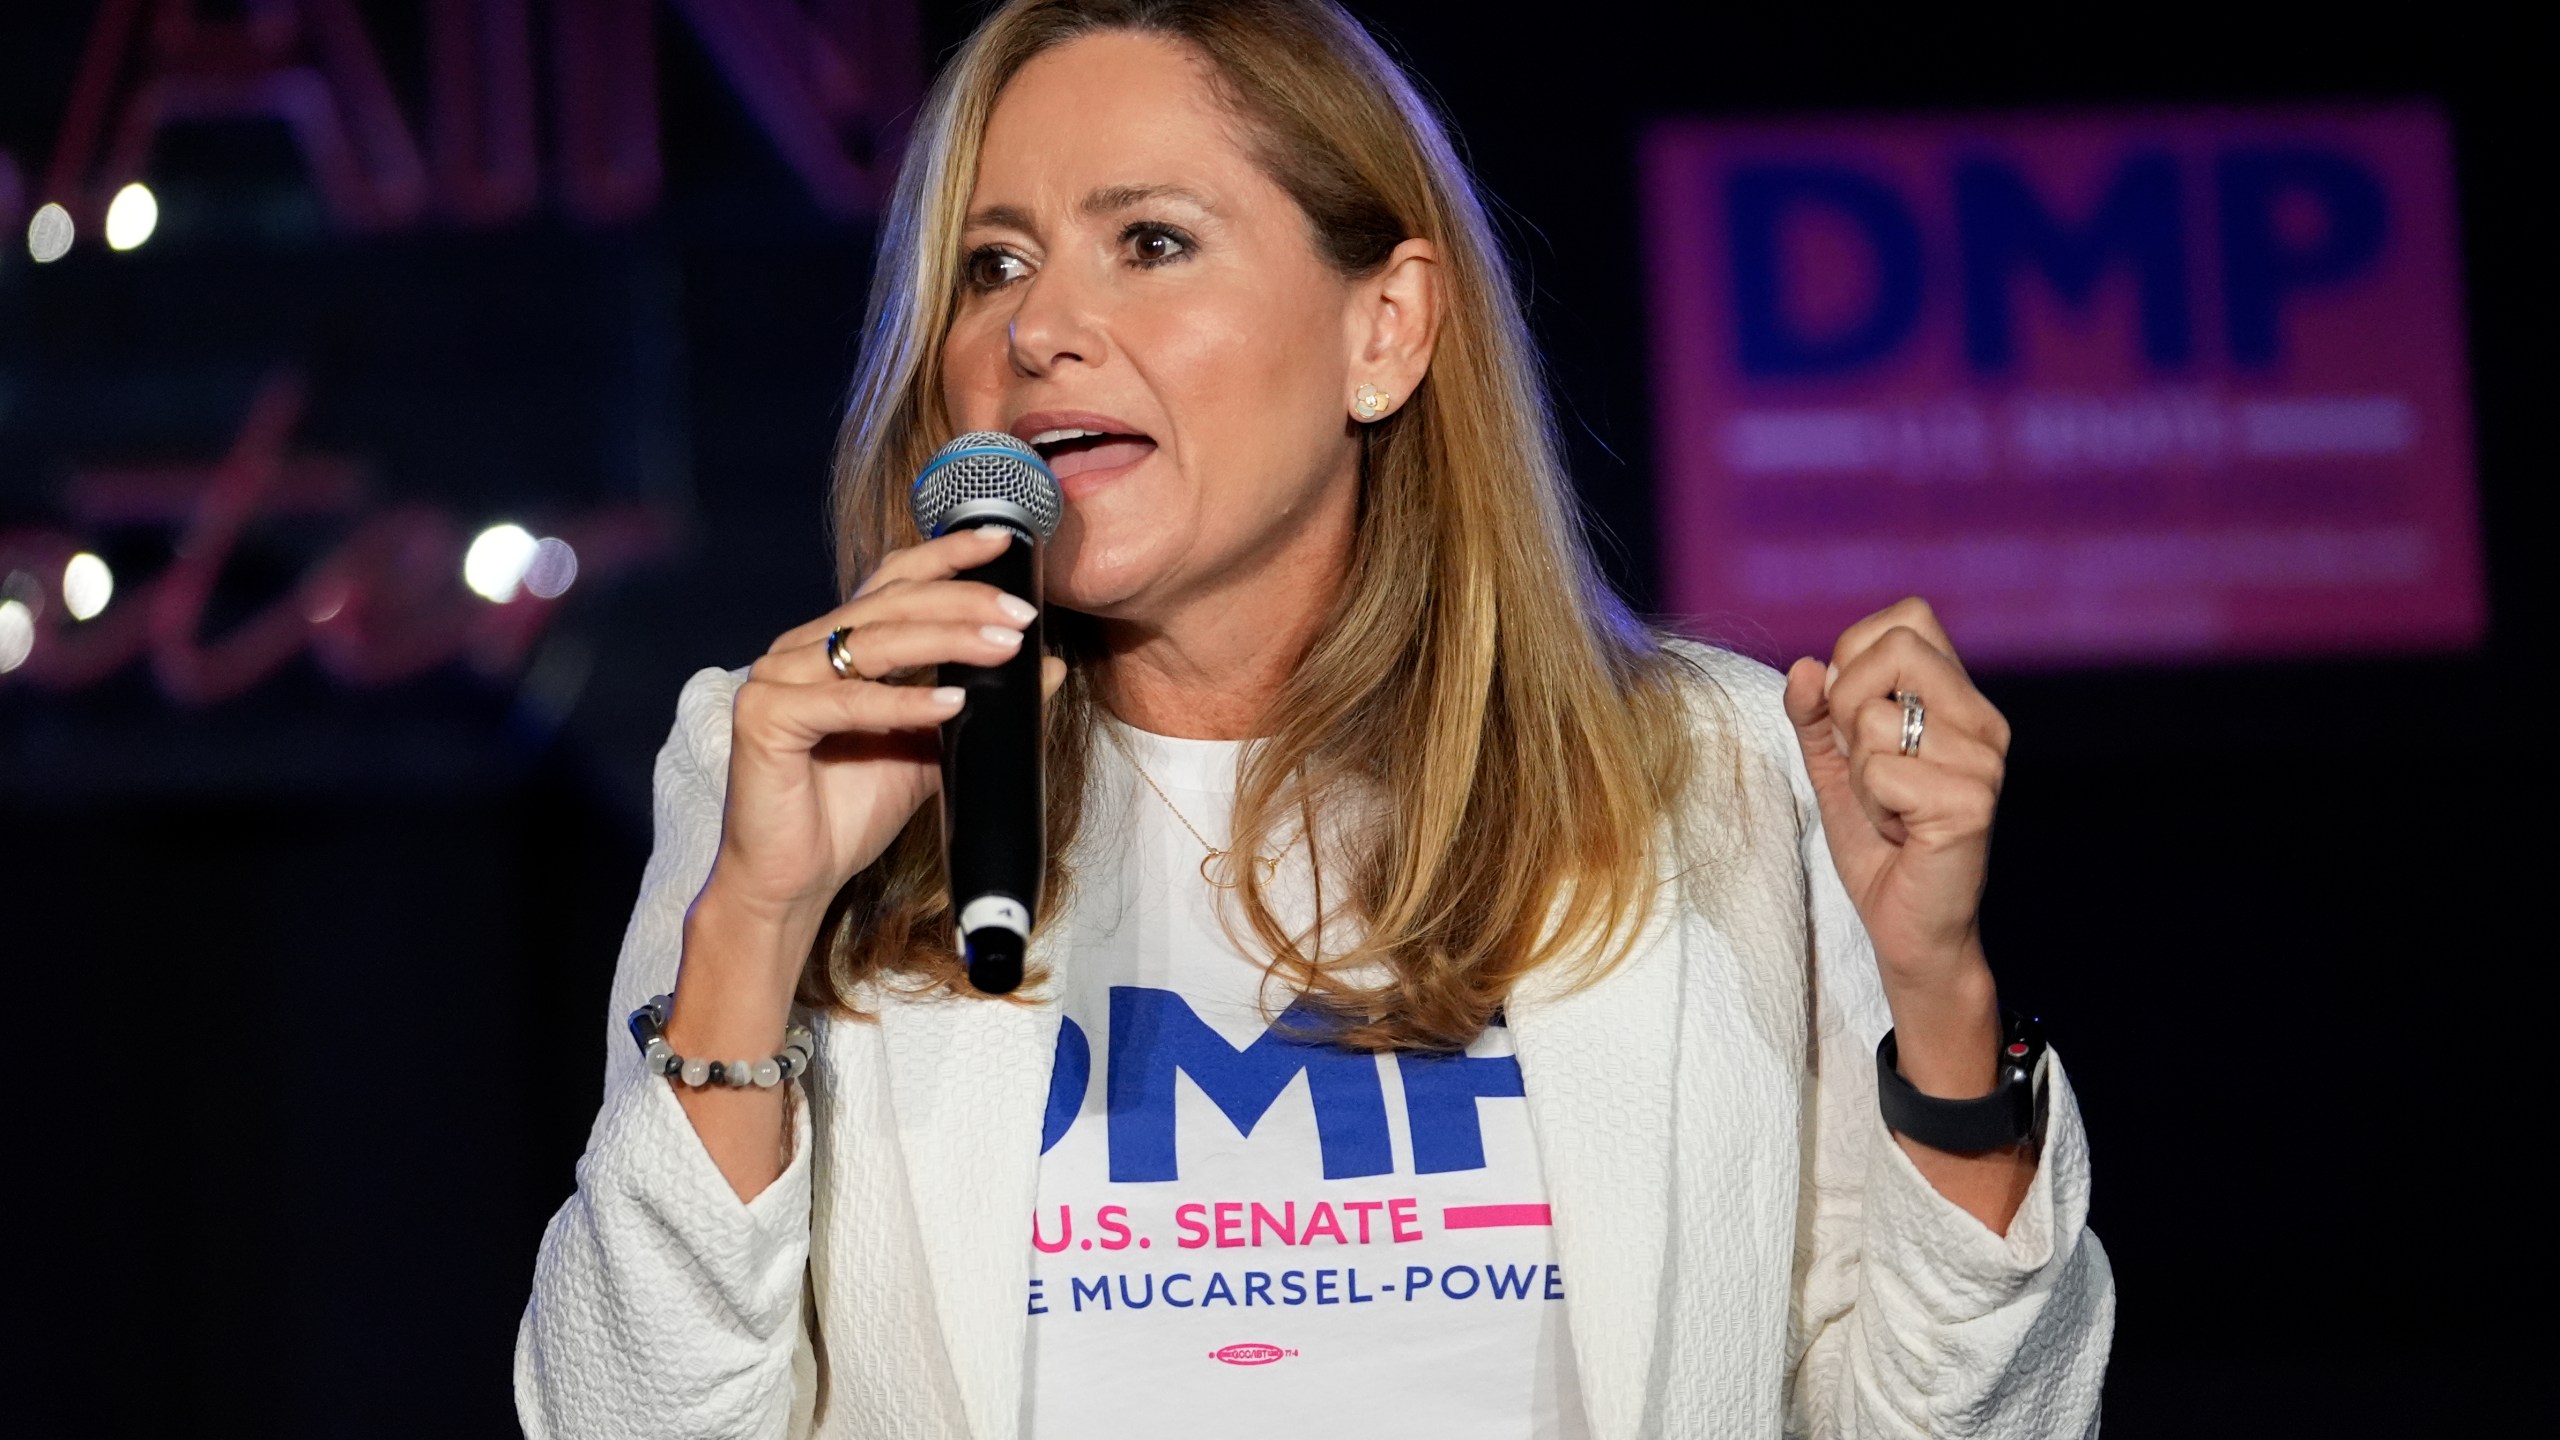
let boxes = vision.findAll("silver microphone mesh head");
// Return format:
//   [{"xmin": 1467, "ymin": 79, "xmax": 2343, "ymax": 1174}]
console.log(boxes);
[{"xmin": 911, "ymin": 431, "xmax": 1063, "ymax": 539}]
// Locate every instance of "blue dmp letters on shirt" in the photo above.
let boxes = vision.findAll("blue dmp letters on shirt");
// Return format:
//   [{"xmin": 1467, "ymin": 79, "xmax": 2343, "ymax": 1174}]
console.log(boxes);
[
  {"xmin": 1397, "ymin": 1045, "xmax": 1529, "ymax": 1174},
  {"xmin": 1038, "ymin": 985, "xmax": 1524, "ymax": 1183}
]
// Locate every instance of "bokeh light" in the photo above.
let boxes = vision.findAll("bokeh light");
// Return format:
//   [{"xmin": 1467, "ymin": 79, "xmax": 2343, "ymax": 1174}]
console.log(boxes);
[
  {"xmin": 27, "ymin": 202, "xmax": 73, "ymax": 263},
  {"xmin": 304, "ymin": 582, "xmax": 348, "ymax": 625},
  {"xmin": 62, "ymin": 552, "xmax": 114, "ymax": 620},
  {"xmin": 523, "ymin": 536, "xmax": 580, "ymax": 599},
  {"xmin": 464, "ymin": 523, "xmax": 540, "ymax": 602},
  {"xmin": 0, "ymin": 598, "xmax": 33, "ymax": 673},
  {"xmin": 104, "ymin": 182, "xmax": 158, "ymax": 251}
]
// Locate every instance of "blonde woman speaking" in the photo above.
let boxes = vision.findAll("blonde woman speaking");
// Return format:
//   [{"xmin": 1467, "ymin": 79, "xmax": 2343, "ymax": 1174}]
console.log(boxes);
[{"xmin": 517, "ymin": 2, "xmax": 2116, "ymax": 1435}]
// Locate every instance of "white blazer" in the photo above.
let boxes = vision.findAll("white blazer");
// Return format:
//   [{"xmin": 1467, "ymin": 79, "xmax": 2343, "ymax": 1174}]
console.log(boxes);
[{"xmin": 516, "ymin": 644, "xmax": 2114, "ymax": 1439}]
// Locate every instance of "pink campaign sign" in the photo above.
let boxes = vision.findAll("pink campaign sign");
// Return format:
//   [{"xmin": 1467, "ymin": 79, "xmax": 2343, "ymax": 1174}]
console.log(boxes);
[{"xmin": 1640, "ymin": 105, "xmax": 2483, "ymax": 666}]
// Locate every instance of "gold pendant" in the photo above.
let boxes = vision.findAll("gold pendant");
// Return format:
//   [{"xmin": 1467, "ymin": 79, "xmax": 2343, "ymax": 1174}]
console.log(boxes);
[{"xmin": 1199, "ymin": 849, "xmax": 1282, "ymax": 890}]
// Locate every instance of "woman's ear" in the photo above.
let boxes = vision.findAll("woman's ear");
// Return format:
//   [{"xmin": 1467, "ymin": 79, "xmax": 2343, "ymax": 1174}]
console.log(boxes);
[{"xmin": 1343, "ymin": 238, "xmax": 1441, "ymax": 423}]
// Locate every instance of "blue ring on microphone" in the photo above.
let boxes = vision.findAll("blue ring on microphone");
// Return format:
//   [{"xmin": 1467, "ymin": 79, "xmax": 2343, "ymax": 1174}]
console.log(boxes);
[{"xmin": 913, "ymin": 444, "xmax": 1057, "ymax": 491}]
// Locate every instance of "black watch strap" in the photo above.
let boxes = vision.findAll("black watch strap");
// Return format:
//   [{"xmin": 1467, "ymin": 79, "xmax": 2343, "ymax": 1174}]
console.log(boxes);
[{"xmin": 1874, "ymin": 1011, "xmax": 2046, "ymax": 1153}]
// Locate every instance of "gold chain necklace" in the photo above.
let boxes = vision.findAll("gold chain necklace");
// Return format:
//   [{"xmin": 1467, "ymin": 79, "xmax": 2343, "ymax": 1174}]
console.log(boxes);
[{"xmin": 1108, "ymin": 725, "xmax": 1293, "ymax": 889}]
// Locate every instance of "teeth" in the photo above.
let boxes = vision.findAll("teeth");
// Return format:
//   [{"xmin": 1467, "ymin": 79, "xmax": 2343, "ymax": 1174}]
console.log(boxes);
[{"xmin": 1028, "ymin": 427, "xmax": 1106, "ymax": 448}]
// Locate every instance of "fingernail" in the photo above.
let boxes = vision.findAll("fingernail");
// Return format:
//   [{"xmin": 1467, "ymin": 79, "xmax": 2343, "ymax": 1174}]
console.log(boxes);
[
  {"xmin": 980, "ymin": 624, "xmax": 1024, "ymax": 646},
  {"xmin": 997, "ymin": 595, "xmax": 1038, "ymax": 625},
  {"xmin": 1823, "ymin": 664, "xmax": 1838, "ymax": 693},
  {"xmin": 932, "ymin": 686, "xmax": 966, "ymax": 706}
]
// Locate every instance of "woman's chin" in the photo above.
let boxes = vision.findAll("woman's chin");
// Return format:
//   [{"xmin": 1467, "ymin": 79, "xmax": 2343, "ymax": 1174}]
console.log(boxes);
[
  {"xmin": 1045, "ymin": 577, "xmax": 1163, "ymax": 622},
  {"xmin": 1041, "ymin": 531, "xmax": 1172, "ymax": 619},
  {"xmin": 1048, "ymin": 484, "xmax": 1186, "ymax": 603}
]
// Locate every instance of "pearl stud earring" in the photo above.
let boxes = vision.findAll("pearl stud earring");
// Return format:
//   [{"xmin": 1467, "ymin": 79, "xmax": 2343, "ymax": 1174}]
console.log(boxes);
[{"xmin": 1354, "ymin": 383, "xmax": 1391, "ymax": 421}]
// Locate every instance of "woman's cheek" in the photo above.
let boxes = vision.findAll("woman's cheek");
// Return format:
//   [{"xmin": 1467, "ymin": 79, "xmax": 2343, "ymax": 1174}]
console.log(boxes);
[{"xmin": 937, "ymin": 314, "xmax": 1011, "ymax": 422}]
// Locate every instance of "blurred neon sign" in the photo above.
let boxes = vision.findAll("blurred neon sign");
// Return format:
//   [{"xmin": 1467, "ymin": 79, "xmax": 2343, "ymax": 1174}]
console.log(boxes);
[
  {"xmin": 3, "ymin": 0, "xmax": 918, "ymax": 240},
  {"xmin": 1643, "ymin": 105, "xmax": 2483, "ymax": 664},
  {"xmin": 0, "ymin": 372, "xmax": 673, "ymax": 704}
]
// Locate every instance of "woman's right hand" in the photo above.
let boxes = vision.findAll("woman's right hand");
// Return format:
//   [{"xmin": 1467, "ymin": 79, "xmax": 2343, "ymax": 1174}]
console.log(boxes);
[
  {"xmin": 709, "ymin": 526, "xmax": 1057, "ymax": 936},
  {"xmin": 662, "ymin": 527, "xmax": 1061, "ymax": 1200}
]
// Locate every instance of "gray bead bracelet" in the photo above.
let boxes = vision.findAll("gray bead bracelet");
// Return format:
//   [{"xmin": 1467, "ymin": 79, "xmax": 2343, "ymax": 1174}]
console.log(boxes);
[{"xmin": 626, "ymin": 992, "xmax": 815, "ymax": 1090}]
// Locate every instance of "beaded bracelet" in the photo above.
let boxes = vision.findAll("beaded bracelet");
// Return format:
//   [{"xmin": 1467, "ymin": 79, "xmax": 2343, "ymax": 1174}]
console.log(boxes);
[{"xmin": 626, "ymin": 993, "xmax": 815, "ymax": 1090}]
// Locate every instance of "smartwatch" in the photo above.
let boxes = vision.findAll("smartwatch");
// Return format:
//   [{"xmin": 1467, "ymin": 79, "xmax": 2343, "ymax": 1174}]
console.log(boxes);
[{"xmin": 1874, "ymin": 1011, "xmax": 2047, "ymax": 1153}]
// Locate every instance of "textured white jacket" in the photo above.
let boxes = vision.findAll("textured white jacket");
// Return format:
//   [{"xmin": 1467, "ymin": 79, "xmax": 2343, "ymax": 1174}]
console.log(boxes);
[{"xmin": 516, "ymin": 644, "xmax": 2114, "ymax": 1439}]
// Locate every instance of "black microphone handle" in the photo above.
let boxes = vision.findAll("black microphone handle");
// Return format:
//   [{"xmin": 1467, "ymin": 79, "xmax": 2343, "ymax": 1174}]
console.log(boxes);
[{"xmin": 936, "ymin": 519, "xmax": 1045, "ymax": 993}]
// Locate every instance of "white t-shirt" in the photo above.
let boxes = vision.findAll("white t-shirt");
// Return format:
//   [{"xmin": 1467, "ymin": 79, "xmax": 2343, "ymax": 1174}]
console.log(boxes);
[{"xmin": 1023, "ymin": 722, "xmax": 1590, "ymax": 1439}]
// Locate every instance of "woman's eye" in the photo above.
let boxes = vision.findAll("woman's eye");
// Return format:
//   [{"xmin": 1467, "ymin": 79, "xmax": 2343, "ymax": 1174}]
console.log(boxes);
[
  {"xmin": 1124, "ymin": 224, "xmax": 1192, "ymax": 268},
  {"xmin": 966, "ymin": 248, "xmax": 1029, "ymax": 290}
]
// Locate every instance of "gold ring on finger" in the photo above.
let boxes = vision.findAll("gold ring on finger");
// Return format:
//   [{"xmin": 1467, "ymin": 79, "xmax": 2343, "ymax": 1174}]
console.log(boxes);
[{"xmin": 825, "ymin": 625, "xmax": 862, "ymax": 680}]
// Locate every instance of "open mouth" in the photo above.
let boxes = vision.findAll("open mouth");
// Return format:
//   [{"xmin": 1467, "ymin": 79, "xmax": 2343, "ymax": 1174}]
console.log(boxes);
[{"xmin": 1027, "ymin": 427, "xmax": 1157, "ymax": 482}]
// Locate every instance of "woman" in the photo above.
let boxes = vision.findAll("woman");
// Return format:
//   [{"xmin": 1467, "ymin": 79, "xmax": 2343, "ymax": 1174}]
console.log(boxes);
[{"xmin": 517, "ymin": 2, "xmax": 2114, "ymax": 1435}]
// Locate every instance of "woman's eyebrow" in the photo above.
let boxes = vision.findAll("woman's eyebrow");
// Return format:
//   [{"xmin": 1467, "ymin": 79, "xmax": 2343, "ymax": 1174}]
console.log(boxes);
[
  {"xmin": 964, "ymin": 184, "xmax": 1217, "ymax": 234},
  {"xmin": 1081, "ymin": 183, "xmax": 1216, "ymax": 216},
  {"xmin": 963, "ymin": 202, "xmax": 1038, "ymax": 234}
]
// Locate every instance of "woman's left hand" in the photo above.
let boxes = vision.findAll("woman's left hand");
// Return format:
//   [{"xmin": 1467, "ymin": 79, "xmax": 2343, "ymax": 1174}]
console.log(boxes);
[{"xmin": 1782, "ymin": 597, "xmax": 2011, "ymax": 1099}]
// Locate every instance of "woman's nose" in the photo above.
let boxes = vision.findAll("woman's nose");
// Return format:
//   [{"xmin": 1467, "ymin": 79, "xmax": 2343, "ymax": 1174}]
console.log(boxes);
[{"xmin": 1004, "ymin": 272, "xmax": 1106, "ymax": 377}]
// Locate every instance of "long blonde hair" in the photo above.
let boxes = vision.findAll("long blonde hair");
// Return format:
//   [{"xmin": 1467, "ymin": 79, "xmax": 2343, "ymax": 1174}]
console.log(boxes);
[{"xmin": 808, "ymin": 0, "xmax": 1717, "ymax": 1051}]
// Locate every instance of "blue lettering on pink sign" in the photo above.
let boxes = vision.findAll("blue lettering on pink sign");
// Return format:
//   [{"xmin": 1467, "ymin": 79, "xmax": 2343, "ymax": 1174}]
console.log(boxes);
[
  {"xmin": 2216, "ymin": 147, "xmax": 2388, "ymax": 367},
  {"xmin": 1728, "ymin": 164, "xmax": 1924, "ymax": 377},
  {"xmin": 1726, "ymin": 145, "xmax": 2391, "ymax": 378},
  {"xmin": 1956, "ymin": 151, "xmax": 2191, "ymax": 373}
]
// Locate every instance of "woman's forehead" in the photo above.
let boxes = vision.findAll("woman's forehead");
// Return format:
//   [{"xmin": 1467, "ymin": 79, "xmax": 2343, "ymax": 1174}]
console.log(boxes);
[{"xmin": 970, "ymin": 33, "xmax": 1265, "ymax": 219}]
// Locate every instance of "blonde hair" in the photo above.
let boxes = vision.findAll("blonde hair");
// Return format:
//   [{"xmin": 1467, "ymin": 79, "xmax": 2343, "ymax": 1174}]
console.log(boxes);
[{"xmin": 808, "ymin": 0, "xmax": 1718, "ymax": 1051}]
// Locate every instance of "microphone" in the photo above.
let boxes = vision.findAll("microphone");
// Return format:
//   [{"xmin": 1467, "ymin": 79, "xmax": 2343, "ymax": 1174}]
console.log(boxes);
[{"xmin": 910, "ymin": 431, "xmax": 1064, "ymax": 994}]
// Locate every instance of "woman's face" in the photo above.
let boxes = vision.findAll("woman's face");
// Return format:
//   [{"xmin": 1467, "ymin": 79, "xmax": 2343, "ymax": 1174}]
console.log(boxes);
[{"xmin": 940, "ymin": 32, "xmax": 1377, "ymax": 625}]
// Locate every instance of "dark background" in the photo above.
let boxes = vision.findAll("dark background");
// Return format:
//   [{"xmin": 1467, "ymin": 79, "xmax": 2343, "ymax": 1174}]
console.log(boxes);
[{"xmin": 2, "ymin": 2, "xmax": 2534, "ymax": 1434}]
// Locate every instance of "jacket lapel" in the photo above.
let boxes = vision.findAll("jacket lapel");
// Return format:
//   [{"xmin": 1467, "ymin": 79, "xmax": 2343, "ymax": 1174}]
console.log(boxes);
[
  {"xmin": 877, "ymin": 969, "xmax": 1061, "ymax": 1440},
  {"xmin": 1507, "ymin": 905, "xmax": 1685, "ymax": 1440}
]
